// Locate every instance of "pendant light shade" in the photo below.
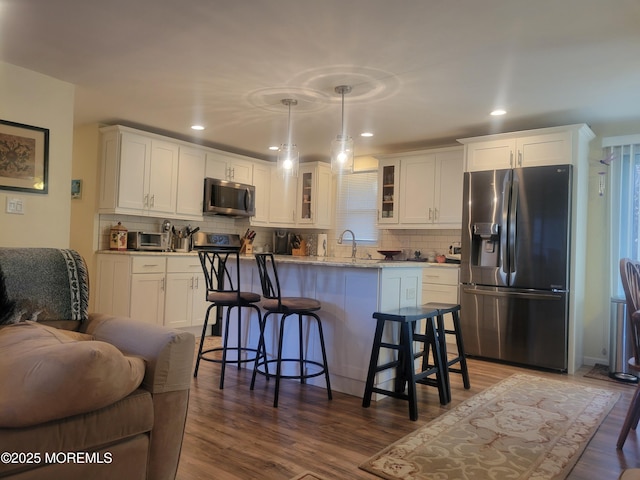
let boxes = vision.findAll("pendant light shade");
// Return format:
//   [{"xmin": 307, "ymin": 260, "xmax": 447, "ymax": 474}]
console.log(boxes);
[
  {"xmin": 277, "ymin": 98, "xmax": 299, "ymax": 177},
  {"xmin": 331, "ymin": 85, "xmax": 354, "ymax": 174}
]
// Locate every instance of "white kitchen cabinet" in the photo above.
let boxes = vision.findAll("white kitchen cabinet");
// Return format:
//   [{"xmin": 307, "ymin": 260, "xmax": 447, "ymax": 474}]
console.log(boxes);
[
  {"xmin": 205, "ymin": 151, "xmax": 253, "ymax": 185},
  {"xmin": 378, "ymin": 159, "xmax": 399, "ymax": 224},
  {"xmin": 95, "ymin": 253, "xmax": 131, "ymax": 317},
  {"xmin": 129, "ymin": 256, "xmax": 166, "ymax": 325},
  {"xmin": 97, "ymin": 253, "xmax": 211, "ymax": 329},
  {"xmin": 462, "ymin": 129, "xmax": 571, "ymax": 172},
  {"xmin": 176, "ymin": 146, "xmax": 206, "ymax": 219},
  {"xmin": 380, "ymin": 147, "xmax": 463, "ymax": 228},
  {"xmin": 296, "ymin": 162, "xmax": 332, "ymax": 228},
  {"xmin": 399, "ymin": 155, "xmax": 437, "ymax": 224},
  {"xmin": 98, "ymin": 126, "xmax": 179, "ymax": 216},
  {"xmin": 422, "ymin": 266, "xmax": 460, "ymax": 331},
  {"xmin": 268, "ymin": 167, "xmax": 297, "ymax": 225},
  {"xmin": 164, "ymin": 256, "xmax": 209, "ymax": 329},
  {"xmin": 250, "ymin": 162, "xmax": 271, "ymax": 226}
]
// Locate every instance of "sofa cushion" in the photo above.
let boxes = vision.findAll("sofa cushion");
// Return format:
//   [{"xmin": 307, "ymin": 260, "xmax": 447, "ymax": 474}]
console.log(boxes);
[
  {"xmin": 0, "ymin": 322, "xmax": 145, "ymax": 428},
  {"xmin": 0, "ymin": 248, "xmax": 89, "ymax": 325},
  {"xmin": 0, "ymin": 389, "xmax": 153, "ymax": 478}
]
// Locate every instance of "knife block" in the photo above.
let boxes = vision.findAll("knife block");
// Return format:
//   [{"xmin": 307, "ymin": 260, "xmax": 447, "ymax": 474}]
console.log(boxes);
[
  {"xmin": 292, "ymin": 240, "xmax": 307, "ymax": 256},
  {"xmin": 240, "ymin": 238, "xmax": 253, "ymax": 254}
]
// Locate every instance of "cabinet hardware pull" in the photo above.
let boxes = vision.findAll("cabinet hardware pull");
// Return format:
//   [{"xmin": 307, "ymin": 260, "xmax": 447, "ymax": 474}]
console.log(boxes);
[
  {"xmin": 161, "ymin": 278, "xmax": 165, "ymax": 291},
  {"xmin": 194, "ymin": 277, "xmax": 199, "ymax": 289},
  {"xmin": 434, "ymin": 208, "xmax": 439, "ymax": 220},
  {"xmin": 429, "ymin": 208, "xmax": 433, "ymax": 220},
  {"xmin": 144, "ymin": 194, "xmax": 149, "ymax": 207},
  {"xmin": 190, "ymin": 278, "xmax": 194, "ymax": 289},
  {"xmin": 510, "ymin": 151, "xmax": 514, "ymax": 168},
  {"xmin": 518, "ymin": 151, "xmax": 523, "ymax": 166},
  {"xmin": 150, "ymin": 194, "xmax": 155, "ymax": 207}
]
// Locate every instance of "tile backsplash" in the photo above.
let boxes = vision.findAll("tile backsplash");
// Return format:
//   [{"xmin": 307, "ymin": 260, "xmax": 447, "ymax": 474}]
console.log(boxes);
[{"xmin": 98, "ymin": 214, "xmax": 460, "ymax": 261}]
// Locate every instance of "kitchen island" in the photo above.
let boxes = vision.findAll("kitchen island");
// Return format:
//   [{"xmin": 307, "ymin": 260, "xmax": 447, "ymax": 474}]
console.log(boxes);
[
  {"xmin": 235, "ymin": 255, "xmax": 425, "ymax": 397},
  {"xmin": 96, "ymin": 250, "xmax": 440, "ymax": 397}
]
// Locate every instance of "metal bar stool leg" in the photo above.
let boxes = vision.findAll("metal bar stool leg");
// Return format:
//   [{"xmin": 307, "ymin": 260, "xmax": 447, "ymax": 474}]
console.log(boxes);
[{"xmin": 313, "ymin": 313, "xmax": 332, "ymax": 400}]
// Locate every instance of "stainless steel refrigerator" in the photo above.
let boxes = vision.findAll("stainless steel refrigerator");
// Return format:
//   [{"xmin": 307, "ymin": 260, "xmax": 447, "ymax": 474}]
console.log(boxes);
[{"xmin": 460, "ymin": 165, "xmax": 572, "ymax": 371}]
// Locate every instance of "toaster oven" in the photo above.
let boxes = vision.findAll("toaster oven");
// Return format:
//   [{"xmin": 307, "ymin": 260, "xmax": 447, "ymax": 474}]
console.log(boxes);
[{"xmin": 126, "ymin": 231, "xmax": 167, "ymax": 251}]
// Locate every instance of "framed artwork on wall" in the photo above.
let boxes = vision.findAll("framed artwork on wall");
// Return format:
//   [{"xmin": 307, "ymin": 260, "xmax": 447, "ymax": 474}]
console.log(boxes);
[{"xmin": 0, "ymin": 119, "xmax": 49, "ymax": 194}]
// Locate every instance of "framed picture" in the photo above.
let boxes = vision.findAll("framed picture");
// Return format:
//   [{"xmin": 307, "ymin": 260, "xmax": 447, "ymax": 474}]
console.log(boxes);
[{"xmin": 0, "ymin": 119, "xmax": 49, "ymax": 194}]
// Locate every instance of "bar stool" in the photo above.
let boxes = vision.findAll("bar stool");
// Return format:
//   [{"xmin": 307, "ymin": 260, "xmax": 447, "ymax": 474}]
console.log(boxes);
[
  {"xmin": 193, "ymin": 247, "xmax": 262, "ymax": 389},
  {"xmin": 421, "ymin": 302, "xmax": 470, "ymax": 402},
  {"xmin": 250, "ymin": 253, "xmax": 332, "ymax": 407},
  {"xmin": 362, "ymin": 305, "xmax": 449, "ymax": 421}
]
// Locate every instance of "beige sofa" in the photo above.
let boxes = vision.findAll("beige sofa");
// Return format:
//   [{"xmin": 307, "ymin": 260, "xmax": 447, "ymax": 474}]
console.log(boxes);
[{"xmin": 0, "ymin": 248, "xmax": 194, "ymax": 480}]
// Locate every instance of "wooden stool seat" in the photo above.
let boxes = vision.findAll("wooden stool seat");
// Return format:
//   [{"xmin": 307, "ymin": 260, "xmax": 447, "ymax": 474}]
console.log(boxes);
[{"xmin": 362, "ymin": 305, "xmax": 449, "ymax": 421}]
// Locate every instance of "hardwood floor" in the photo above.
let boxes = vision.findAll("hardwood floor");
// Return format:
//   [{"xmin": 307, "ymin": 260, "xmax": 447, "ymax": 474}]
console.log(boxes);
[{"xmin": 177, "ymin": 340, "xmax": 640, "ymax": 479}]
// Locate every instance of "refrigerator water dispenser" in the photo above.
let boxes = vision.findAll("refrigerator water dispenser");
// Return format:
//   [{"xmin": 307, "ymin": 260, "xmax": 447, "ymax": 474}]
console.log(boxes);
[{"xmin": 472, "ymin": 222, "xmax": 500, "ymax": 267}]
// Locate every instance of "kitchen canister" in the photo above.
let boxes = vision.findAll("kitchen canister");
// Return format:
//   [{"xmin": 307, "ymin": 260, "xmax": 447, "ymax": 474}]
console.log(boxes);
[{"xmin": 109, "ymin": 222, "xmax": 128, "ymax": 251}]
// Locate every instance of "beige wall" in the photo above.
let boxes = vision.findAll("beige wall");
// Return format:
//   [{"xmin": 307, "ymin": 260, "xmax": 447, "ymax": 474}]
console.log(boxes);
[
  {"xmin": 0, "ymin": 62, "xmax": 74, "ymax": 248},
  {"xmin": 70, "ymin": 124, "xmax": 101, "ymax": 311}
]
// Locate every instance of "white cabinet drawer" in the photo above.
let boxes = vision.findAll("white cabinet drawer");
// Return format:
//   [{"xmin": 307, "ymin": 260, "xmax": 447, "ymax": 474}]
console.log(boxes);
[
  {"xmin": 131, "ymin": 256, "xmax": 166, "ymax": 274},
  {"xmin": 422, "ymin": 267, "xmax": 459, "ymax": 285},
  {"xmin": 166, "ymin": 255, "xmax": 202, "ymax": 273},
  {"xmin": 423, "ymin": 284, "xmax": 459, "ymax": 304}
]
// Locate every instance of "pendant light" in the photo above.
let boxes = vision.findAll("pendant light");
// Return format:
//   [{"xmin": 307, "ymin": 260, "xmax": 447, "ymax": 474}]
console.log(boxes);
[
  {"xmin": 277, "ymin": 98, "xmax": 299, "ymax": 177},
  {"xmin": 330, "ymin": 85, "xmax": 354, "ymax": 174}
]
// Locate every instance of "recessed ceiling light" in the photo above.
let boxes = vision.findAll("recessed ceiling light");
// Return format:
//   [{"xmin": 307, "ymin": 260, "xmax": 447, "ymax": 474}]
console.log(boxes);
[
  {"xmin": 269, "ymin": 146, "xmax": 279, "ymax": 151},
  {"xmin": 191, "ymin": 125, "xmax": 205, "ymax": 130},
  {"xmin": 490, "ymin": 109, "xmax": 507, "ymax": 116},
  {"xmin": 361, "ymin": 132, "xmax": 374, "ymax": 137}
]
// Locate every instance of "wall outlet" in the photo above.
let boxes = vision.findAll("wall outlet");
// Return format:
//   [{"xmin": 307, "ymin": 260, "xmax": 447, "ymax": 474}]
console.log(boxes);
[
  {"xmin": 6, "ymin": 197, "xmax": 25, "ymax": 215},
  {"xmin": 406, "ymin": 288, "xmax": 416, "ymax": 300}
]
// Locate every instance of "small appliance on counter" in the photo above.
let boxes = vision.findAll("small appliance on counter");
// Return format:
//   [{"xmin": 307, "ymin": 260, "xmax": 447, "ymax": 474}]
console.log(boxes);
[
  {"xmin": 127, "ymin": 231, "xmax": 166, "ymax": 251},
  {"xmin": 273, "ymin": 230, "xmax": 292, "ymax": 255},
  {"xmin": 192, "ymin": 232, "xmax": 242, "ymax": 251}
]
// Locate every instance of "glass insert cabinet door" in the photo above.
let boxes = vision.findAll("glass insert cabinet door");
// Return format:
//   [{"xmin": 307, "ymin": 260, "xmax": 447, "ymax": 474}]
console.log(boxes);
[
  {"xmin": 378, "ymin": 159, "xmax": 399, "ymax": 224},
  {"xmin": 300, "ymin": 171, "xmax": 312, "ymax": 220}
]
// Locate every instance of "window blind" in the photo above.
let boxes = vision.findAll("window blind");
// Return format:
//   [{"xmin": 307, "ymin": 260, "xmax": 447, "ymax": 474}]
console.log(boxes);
[
  {"xmin": 603, "ymin": 134, "xmax": 640, "ymax": 296},
  {"xmin": 334, "ymin": 172, "xmax": 378, "ymax": 245}
]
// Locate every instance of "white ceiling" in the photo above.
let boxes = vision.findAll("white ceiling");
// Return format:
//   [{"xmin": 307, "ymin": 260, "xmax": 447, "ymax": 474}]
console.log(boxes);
[{"xmin": 1, "ymin": 0, "xmax": 639, "ymax": 162}]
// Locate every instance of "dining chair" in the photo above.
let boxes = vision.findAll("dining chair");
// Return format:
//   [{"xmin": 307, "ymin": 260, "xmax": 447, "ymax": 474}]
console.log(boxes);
[{"xmin": 617, "ymin": 258, "xmax": 640, "ymax": 448}]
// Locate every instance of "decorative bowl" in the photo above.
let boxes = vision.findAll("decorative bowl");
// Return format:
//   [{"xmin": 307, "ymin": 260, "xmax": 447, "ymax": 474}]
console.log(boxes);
[{"xmin": 377, "ymin": 250, "xmax": 402, "ymax": 260}]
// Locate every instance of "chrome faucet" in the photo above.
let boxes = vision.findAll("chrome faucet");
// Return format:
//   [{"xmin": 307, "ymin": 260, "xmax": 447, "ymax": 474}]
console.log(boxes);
[{"xmin": 338, "ymin": 229, "xmax": 357, "ymax": 259}]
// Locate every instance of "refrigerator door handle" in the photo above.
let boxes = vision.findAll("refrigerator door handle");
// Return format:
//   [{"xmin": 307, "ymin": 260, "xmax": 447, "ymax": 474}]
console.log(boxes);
[
  {"xmin": 509, "ymin": 174, "xmax": 519, "ymax": 280},
  {"xmin": 500, "ymin": 171, "xmax": 510, "ymax": 279},
  {"xmin": 462, "ymin": 287, "xmax": 564, "ymax": 301}
]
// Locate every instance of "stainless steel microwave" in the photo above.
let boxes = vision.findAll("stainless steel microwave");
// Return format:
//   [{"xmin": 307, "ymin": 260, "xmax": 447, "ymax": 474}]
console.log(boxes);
[{"xmin": 203, "ymin": 177, "xmax": 255, "ymax": 217}]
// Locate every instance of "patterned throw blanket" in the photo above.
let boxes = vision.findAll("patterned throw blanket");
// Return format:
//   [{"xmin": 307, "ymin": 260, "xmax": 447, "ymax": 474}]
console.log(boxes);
[{"xmin": 0, "ymin": 248, "xmax": 89, "ymax": 325}]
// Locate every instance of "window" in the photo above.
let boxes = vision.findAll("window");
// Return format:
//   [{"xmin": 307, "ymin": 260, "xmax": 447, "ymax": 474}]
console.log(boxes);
[
  {"xmin": 334, "ymin": 171, "xmax": 378, "ymax": 245},
  {"xmin": 605, "ymin": 135, "xmax": 640, "ymax": 296}
]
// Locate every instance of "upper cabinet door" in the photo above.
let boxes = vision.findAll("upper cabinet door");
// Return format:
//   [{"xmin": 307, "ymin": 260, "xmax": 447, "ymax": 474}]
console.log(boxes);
[
  {"xmin": 118, "ymin": 132, "xmax": 150, "ymax": 212},
  {"xmin": 251, "ymin": 162, "xmax": 271, "ymax": 226},
  {"xmin": 378, "ymin": 159, "xmax": 400, "ymax": 224},
  {"xmin": 465, "ymin": 138, "xmax": 516, "ymax": 172},
  {"xmin": 517, "ymin": 132, "xmax": 570, "ymax": 167},
  {"xmin": 176, "ymin": 146, "xmax": 206, "ymax": 218},
  {"xmin": 433, "ymin": 150, "xmax": 464, "ymax": 225},
  {"xmin": 147, "ymin": 140, "xmax": 179, "ymax": 214},
  {"xmin": 399, "ymin": 155, "xmax": 437, "ymax": 224}
]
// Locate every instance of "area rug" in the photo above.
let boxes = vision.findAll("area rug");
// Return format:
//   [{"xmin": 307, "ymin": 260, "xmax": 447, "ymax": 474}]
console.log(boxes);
[{"xmin": 359, "ymin": 373, "xmax": 619, "ymax": 480}]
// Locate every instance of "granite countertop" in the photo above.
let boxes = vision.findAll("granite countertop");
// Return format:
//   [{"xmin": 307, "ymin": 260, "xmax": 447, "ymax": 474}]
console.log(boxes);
[{"xmin": 97, "ymin": 250, "xmax": 459, "ymax": 269}]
